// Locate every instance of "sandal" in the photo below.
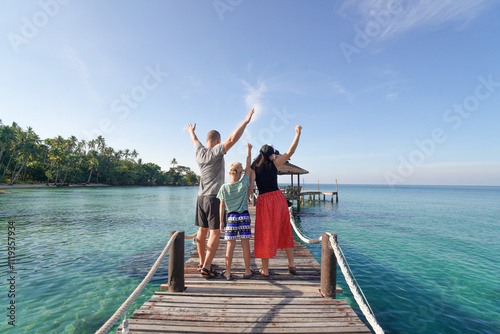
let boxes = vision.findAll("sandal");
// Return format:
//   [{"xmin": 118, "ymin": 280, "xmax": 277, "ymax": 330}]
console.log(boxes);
[
  {"xmin": 221, "ymin": 270, "xmax": 234, "ymax": 281},
  {"xmin": 243, "ymin": 269, "xmax": 255, "ymax": 279},
  {"xmin": 200, "ymin": 267, "xmax": 218, "ymax": 278},
  {"xmin": 198, "ymin": 264, "xmax": 214, "ymax": 272},
  {"xmin": 259, "ymin": 268, "xmax": 269, "ymax": 277},
  {"xmin": 288, "ymin": 266, "xmax": 297, "ymax": 275}
]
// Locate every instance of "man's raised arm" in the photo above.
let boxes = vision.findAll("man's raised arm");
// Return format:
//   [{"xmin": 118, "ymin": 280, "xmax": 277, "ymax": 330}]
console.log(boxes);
[
  {"xmin": 223, "ymin": 108, "xmax": 254, "ymax": 153},
  {"xmin": 184, "ymin": 123, "xmax": 201, "ymax": 145}
]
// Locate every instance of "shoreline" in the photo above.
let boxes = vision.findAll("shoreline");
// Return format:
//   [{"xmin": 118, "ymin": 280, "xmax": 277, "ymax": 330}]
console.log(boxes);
[
  {"xmin": 0, "ymin": 183, "xmax": 198, "ymax": 191},
  {"xmin": 0, "ymin": 183, "xmax": 111, "ymax": 190}
]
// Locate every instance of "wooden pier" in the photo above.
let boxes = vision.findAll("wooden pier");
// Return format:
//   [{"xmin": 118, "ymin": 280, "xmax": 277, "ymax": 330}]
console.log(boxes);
[
  {"xmin": 116, "ymin": 206, "xmax": 371, "ymax": 333},
  {"xmin": 301, "ymin": 190, "xmax": 338, "ymax": 203},
  {"xmin": 282, "ymin": 186, "xmax": 338, "ymax": 211}
]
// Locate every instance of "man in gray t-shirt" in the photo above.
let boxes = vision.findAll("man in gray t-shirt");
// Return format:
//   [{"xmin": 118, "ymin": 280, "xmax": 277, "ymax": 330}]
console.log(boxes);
[
  {"xmin": 195, "ymin": 140, "xmax": 225, "ymax": 197},
  {"xmin": 185, "ymin": 108, "xmax": 254, "ymax": 278}
]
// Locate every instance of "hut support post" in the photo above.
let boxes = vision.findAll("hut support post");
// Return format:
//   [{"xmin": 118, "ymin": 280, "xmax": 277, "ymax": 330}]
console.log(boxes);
[
  {"xmin": 335, "ymin": 179, "xmax": 338, "ymax": 202},
  {"xmin": 297, "ymin": 174, "xmax": 301, "ymax": 211},
  {"xmin": 168, "ymin": 230, "xmax": 185, "ymax": 292},
  {"xmin": 320, "ymin": 232, "xmax": 337, "ymax": 298}
]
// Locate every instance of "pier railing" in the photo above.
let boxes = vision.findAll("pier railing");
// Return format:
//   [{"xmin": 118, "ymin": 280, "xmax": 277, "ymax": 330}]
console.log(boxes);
[{"xmin": 96, "ymin": 209, "xmax": 384, "ymax": 334}]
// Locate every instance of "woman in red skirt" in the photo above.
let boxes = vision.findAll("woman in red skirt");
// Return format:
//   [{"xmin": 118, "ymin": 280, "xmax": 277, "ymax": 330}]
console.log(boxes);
[{"xmin": 249, "ymin": 125, "xmax": 302, "ymax": 277}]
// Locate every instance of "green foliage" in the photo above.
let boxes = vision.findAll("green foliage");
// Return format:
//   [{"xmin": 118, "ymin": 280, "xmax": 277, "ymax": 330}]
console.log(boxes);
[{"xmin": 0, "ymin": 122, "xmax": 199, "ymax": 186}]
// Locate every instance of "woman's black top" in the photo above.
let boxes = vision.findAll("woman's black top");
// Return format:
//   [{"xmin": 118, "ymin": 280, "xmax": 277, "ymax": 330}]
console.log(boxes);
[{"xmin": 253, "ymin": 160, "xmax": 279, "ymax": 195}]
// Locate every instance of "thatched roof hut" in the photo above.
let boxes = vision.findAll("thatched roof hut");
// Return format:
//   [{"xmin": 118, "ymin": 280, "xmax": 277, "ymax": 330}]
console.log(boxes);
[{"xmin": 277, "ymin": 160, "xmax": 309, "ymax": 188}]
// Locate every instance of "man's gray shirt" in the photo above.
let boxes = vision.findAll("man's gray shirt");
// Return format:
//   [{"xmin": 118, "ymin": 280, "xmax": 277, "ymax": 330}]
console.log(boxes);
[{"xmin": 194, "ymin": 142, "xmax": 225, "ymax": 196}]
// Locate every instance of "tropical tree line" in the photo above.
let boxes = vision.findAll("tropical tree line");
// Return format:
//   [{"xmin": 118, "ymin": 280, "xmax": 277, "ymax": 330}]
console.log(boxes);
[{"xmin": 0, "ymin": 121, "xmax": 200, "ymax": 186}]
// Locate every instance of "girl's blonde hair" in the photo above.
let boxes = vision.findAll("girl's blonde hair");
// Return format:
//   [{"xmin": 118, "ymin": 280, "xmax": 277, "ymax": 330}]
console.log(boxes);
[{"xmin": 229, "ymin": 162, "xmax": 243, "ymax": 174}]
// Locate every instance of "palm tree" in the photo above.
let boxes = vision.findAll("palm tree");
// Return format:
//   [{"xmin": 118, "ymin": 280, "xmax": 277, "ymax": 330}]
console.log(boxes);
[
  {"xmin": 10, "ymin": 128, "xmax": 40, "ymax": 184},
  {"xmin": 51, "ymin": 136, "xmax": 65, "ymax": 184},
  {"xmin": 131, "ymin": 149, "xmax": 139, "ymax": 162},
  {"xmin": 96, "ymin": 135, "xmax": 106, "ymax": 154},
  {"xmin": 0, "ymin": 125, "xmax": 17, "ymax": 164},
  {"xmin": 85, "ymin": 139, "xmax": 98, "ymax": 184},
  {"xmin": 2, "ymin": 123, "xmax": 21, "ymax": 178}
]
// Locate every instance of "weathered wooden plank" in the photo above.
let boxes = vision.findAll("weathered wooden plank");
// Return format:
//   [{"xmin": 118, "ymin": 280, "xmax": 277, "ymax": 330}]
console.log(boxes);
[
  {"xmin": 158, "ymin": 288, "xmax": 326, "ymax": 298},
  {"xmin": 180, "ymin": 280, "xmax": 322, "ymax": 287},
  {"xmin": 148, "ymin": 294, "xmax": 351, "ymax": 306},
  {"xmin": 119, "ymin": 320, "xmax": 372, "ymax": 333},
  {"xmin": 127, "ymin": 318, "xmax": 366, "ymax": 328},
  {"xmin": 134, "ymin": 303, "xmax": 356, "ymax": 318},
  {"xmin": 140, "ymin": 302, "xmax": 353, "ymax": 311},
  {"xmin": 176, "ymin": 284, "xmax": 343, "ymax": 295},
  {"xmin": 130, "ymin": 313, "xmax": 365, "ymax": 324}
]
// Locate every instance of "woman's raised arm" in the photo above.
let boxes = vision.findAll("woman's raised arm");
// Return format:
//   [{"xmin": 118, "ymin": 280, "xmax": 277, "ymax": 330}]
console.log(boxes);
[{"xmin": 273, "ymin": 125, "xmax": 302, "ymax": 168}]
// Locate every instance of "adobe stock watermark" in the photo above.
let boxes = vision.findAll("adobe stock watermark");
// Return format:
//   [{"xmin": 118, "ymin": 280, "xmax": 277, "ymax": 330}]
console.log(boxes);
[
  {"xmin": 404, "ymin": 276, "xmax": 459, "ymax": 334},
  {"xmin": 339, "ymin": 0, "xmax": 402, "ymax": 64},
  {"xmin": 82, "ymin": 64, "xmax": 168, "ymax": 140},
  {"xmin": 239, "ymin": 106, "xmax": 296, "ymax": 155},
  {"xmin": 7, "ymin": 0, "xmax": 71, "ymax": 53},
  {"xmin": 385, "ymin": 74, "xmax": 500, "ymax": 187},
  {"xmin": 213, "ymin": 0, "xmax": 244, "ymax": 21}
]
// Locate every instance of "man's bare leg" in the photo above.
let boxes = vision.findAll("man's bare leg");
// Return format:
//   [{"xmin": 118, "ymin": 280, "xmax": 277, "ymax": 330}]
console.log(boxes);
[
  {"xmin": 203, "ymin": 229, "xmax": 220, "ymax": 270},
  {"xmin": 196, "ymin": 227, "xmax": 208, "ymax": 268}
]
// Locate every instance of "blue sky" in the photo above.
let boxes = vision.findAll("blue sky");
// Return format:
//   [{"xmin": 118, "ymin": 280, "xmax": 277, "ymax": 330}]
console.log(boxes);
[{"xmin": 1, "ymin": 0, "xmax": 499, "ymax": 186}]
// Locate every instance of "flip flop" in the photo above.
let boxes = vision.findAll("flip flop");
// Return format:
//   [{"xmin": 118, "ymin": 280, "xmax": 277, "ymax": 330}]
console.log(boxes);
[
  {"xmin": 288, "ymin": 266, "xmax": 297, "ymax": 275},
  {"xmin": 243, "ymin": 269, "xmax": 255, "ymax": 279},
  {"xmin": 259, "ymin": 268, "xmax": 269, "ymax": 277},
  {"xmin": 221, "ymin": 270, "xmax": 234, "ymax": 281}
]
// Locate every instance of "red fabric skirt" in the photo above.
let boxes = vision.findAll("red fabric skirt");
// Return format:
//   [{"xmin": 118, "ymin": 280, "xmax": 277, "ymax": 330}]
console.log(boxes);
[{"xmin": 254, "ymin": 190, "xmax": 294, "ymax": 258}]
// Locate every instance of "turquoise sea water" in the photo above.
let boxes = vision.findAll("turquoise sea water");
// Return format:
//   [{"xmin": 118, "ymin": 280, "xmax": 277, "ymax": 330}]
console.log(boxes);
[{"xmin": 1, "ymin": 185, "xmax": 499, "ymax": 333}]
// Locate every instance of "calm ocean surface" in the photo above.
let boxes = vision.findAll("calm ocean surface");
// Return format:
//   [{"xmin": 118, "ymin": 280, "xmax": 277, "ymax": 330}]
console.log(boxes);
[{"xmin": 0, "ymin": 184, "xmax": 499, "ymax": 333}]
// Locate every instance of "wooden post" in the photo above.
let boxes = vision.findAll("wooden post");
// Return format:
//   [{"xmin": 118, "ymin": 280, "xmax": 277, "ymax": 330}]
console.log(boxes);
[
  {"xmin": 335, "ymin": 179, "xmax": 339, "ymax": 202},
  {"xmin": 168, "ymin": 230, "xmax": 185, "ymax": 292},
  {"xmin": 320, "ymin": 232, "xmax": 337, "ymax": 298}
]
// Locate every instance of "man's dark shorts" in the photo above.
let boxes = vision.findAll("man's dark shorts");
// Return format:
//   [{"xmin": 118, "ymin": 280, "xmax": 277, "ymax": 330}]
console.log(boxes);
[{"xmin": 195, "ymin": 195, "xmax": 224, "ymax": 230}]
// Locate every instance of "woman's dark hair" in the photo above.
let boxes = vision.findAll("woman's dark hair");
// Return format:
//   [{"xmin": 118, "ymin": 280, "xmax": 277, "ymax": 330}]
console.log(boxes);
[{"xmin": 251, "ymin": 153, "xmax": 271, "ymax": 170}]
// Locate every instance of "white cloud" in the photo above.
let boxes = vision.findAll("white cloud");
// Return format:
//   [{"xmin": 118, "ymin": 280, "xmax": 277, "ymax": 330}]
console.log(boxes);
[
  {"xmin": 184, "ymin": 76, "xmax": 202, "ymax": 87},
  {"xmin": 340, "ymin": 0, "xmax": 491, "ymax": 39},
  {"xmin": 385, "ymin": 92, "xmax": 398, "ymax": 101},
  {"xmin": 330, "ymin": 81, "xmax": 355, "ymax": 102},
  {"xmin": 181, "ymin": 75, "xmax": 202, "ymax": 99},
  {"xmin": 63, "ymin": 46, "xmax": 102, "ymax": 103},
  {"xmin": 241, "ymin": 79, "xmax": 267, "ymax": 120}
]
